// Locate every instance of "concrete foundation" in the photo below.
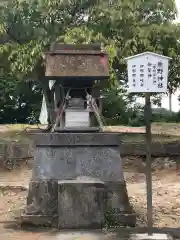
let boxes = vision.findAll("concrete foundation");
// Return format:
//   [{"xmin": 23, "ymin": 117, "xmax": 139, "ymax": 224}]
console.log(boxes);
[
  {"xmin": 22, "ymin": 133, "xmax": 136, "ymax": 228},
  {"xmin": 130, "ymin": 233, "xmax": 173, "ymax": 240}
]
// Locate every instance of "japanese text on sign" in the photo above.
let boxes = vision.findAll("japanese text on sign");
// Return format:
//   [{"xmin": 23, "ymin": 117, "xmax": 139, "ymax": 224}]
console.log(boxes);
[
  {"xmin": 126, "ymin": 52, "xmax": 170, "ymax": 93},
  {"xmin": 140, "ymin": 64, "xmax": 145, "ymax": 87},
  {"xmin": 157, "ymin": 61, "xmax": 164, "ymax": 89},
  {"xmin": 132, "ymin": 65, "xmax": 136, "ymax": 87}
]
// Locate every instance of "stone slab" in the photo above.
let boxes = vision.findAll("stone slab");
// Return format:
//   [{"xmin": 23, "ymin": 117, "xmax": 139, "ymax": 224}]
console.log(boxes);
[
  {"xmin": 25, "ymin": 180, "xmax": 58, "ymax": 216},
  {"xmin": 31, "ymin": 133, "xmax": 121, "ymax": 146},
  {"xmin": 21, "ymin": 214, "xmax": 56, "ymax": 226},
  {"xmin": 37, "ymin": 230, "xmax": 116, "ymax": 240},
  {"xmin": 130, "ymin": 233, "xmax": 173, "ymax": 240},
  {"xmin": 58, "ymin": 180, "xmax": 105, "ymax": 229},
  {"xmin": 23, "ymin": 180, "xmax": 135, "ymax": 228},
  {"xmin": 55, "ymin": 127, "xmax": 100, "ymax": 132},
  {"xmin": 32, "ymin": 147, "xmax": 124, "ymax": 181}
]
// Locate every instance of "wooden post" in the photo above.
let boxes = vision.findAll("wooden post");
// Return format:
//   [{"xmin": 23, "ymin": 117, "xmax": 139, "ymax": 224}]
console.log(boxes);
[{"xmin": 145, "ymin": 93, "xmax": 153, "ymax": 235}]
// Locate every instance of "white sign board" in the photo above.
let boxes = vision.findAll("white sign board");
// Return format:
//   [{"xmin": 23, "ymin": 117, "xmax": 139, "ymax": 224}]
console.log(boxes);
[{"xmin": 125, "ymin": 52, "xmax": 171, "ymax": 93}]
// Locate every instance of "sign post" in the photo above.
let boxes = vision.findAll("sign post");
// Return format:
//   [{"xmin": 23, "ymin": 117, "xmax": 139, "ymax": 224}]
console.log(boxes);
[
  {"xmin": 145, "ymin": 92, "xmax": 153, "ymax": 235},
  {"xmin": 125, "ymin": 52, "xmax": 171, "ymax": 235}
]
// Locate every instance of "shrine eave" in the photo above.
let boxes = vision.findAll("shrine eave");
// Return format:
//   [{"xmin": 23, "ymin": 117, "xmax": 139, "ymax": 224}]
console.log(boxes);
[{"xmin": 44, "ymin": 76, "xmax": 109, "ymax": 82}]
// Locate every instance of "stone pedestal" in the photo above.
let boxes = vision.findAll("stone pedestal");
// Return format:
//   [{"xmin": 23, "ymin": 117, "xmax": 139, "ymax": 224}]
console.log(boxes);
[
  {"xmin": 22, "ymin": 133, "xmax": 136, "ymax": 228},
  {"xmin": 58, "ymin": 180, "xmax": 105, "ymax": 229}
]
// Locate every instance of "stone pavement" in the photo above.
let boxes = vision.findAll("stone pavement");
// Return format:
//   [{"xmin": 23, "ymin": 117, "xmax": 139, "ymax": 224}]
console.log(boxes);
[
  {"xmin": 20, "ymin": 230, "xmax": 178, "ymax": 240},
  {"xmin": 39, "ymin": 231, "xmax": 113, "ymax": 239},
  {"xmin": 25, "ymin": 230, "xmax": 131, "ymax": 240},
  {"xmin": 33, "ymin": 231, "xmax": 179, "ymax": 240},
  {"xmin": 8, "ymin": 229, "xmax": 176, "ymax": 240},
  {"xmin": 0, "ymin": 229, "xmax": 131, "ymax": 240},
  {"xmin": 1, "ymin": 226, "xmax": 179, "ymax": 240}
]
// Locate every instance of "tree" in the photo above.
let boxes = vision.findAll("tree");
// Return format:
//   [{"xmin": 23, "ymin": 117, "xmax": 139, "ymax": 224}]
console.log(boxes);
[
  {"xmin": 88, "ymin": 0, "xmax": 180, "ymax": 114},
  {"xmin": 0, "ymin": 0, "xmax": 180, "ymax": 125},
  {"xmin": 0, "ymin": 0, "xmax": 100, "ymax": 125}
]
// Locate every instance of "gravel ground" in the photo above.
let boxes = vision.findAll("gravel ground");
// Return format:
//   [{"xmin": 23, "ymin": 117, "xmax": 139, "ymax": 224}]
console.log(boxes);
[
  {"xmin": 0, "ymin": 157, "xmax": 180, "ymax": 239},
  {"xmin": 123, "ymin": 157, "xmax": 180, "ymax": 230}
]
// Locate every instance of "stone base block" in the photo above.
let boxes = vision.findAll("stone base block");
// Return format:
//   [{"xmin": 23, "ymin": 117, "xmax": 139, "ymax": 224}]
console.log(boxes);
[
  {"xmin": 21, "ymin": 214, "xmax": 57, "ymax": 227},
  {"xmin": 25, "ymin": 180, "xmax": 58, "ymax": 216},
  {"xmin": 22, "ymin": 132, "xmax": 136, "ymax": 229},
  {"xmin": 130, "ymin": 233, "xmax": 173, "ymax": 240},
  {"xmin": 104, "ymin": 182, "xmax": 136, "ymax": 227},
  {"xmin": 22, "ymin": 179, "xmax": 136, "ymax": 228},
  {"xmin": 105, "ymin": 212, "xmax": 136, "ymax": 227},
  {"xmin": 58, "ymin": 180, "xmax": 105, "ymax": 229}
]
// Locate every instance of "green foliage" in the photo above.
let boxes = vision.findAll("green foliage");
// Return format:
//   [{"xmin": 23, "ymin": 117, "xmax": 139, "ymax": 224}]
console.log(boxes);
[
  {"xmin": 151, "ymin": 108, "xmax": 180, "ymax": 123},
  {"xmin": 0, "ymin": 0, "xmax": 179, "ymax": 124},
  {"xmin": 0, "ymin": 80, "xmax": 42, "ymax": 123},
  {"xmin": 102, "ymin": 86, "xmax": 145, "ymax": 126}
]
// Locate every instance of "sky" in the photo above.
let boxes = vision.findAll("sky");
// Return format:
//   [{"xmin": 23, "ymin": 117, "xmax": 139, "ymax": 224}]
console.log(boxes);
[
  {"xmin": 151, "ymin": 0, "xmax": 180, "ymax": 111},
  {"xmin": 176, "ymin": 0, "xmax": 180, "ymax": 15}
]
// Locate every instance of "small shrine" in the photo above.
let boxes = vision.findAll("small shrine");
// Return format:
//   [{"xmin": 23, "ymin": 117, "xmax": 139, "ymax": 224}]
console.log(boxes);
[
  {"xmin": 22, "ymin": 43, "xmax": 136, "ymax": 229},
  {"xmin": 41, "ymin": 43, "xmax": 109, "ymax": 132}
]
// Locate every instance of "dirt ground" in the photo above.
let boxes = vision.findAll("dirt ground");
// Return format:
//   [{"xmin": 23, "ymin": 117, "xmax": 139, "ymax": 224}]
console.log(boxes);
[
  {"xmin": 0, "ymin": 123, "xmax": 180, "ymax": 239},
  {"xmin": 1, "ymin": 123, "xmax": 180, "ymax": 143},
  {"xmin": 0, "ymin": 158, "xmax": 180, "ymax": 239}
]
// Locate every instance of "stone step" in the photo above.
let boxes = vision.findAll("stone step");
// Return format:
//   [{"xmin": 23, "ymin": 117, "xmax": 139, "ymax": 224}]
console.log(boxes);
[{"xmin": 55, "ymin": 127, "xmax": 100, "ymax": 133}]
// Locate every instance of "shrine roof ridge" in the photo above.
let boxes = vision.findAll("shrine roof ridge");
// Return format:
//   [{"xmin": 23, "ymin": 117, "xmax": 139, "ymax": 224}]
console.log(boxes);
[
  {"xmin": 44, "ymin": 43, "xmax": 107, "ymax": 55},
  {"xmin": 125, "ymin": 51, "xmax": 172, "ymax": 60},
  {"xmin": 50, "ymin": 43, "xmax": 102, "ymax": 50},
  {"xmin": 45, "ymin": 50, "xmax": 107, "ymax": 55}
]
